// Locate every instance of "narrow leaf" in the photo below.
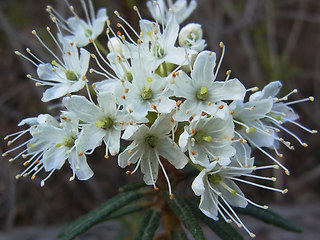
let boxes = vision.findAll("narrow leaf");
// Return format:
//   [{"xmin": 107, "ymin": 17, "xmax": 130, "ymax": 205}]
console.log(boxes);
[
  {"xmin": 234, "ymin": 204, "xmax": 302, "ymax": 232},
  {"xmin": 186, "ymin": 199, "xmax": 244, "ymax": 240},
  {"xmin": 133, "ymin": 209, "xmax": 161, "ymax": 240},
  {"xmin": 119, "ymin": 181, "xmax": 146, "ymax": 193},
  {"xmin": 102, "ymin": 201, "xmax": 144, "ymax": 221},
  {"xmin": 161, "ymin": 192, "xmax": 205, "ymax": 240},
  {"xmin": 172, "ymin": 228, "xmax": 188, "ymax": 240},
  {"xmin": 58, "ymin": 191, "xmax": 143, "ymax": 240}
]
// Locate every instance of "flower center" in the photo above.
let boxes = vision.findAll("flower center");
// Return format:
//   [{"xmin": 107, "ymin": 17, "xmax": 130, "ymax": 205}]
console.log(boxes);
[
  {"xmin": 95, "ymin": 117, "xmax": 114, "ymax": 130},
  {"xmin": 153, "ymin": 46, "xmax": 165, "ymax": 59},
  {"xmin": 193, "ymin": 130, "xmax": 212, "ymax": 143},
  {"xmin": 196, "ymin": 86, "xmax": 209, "ymax": 101},
  {"xmin": 140, "ymin": 87, "xmax": 153, "ymax": 100},
  {"xmin": 65, "ymin": 70, "xmax": 78, "ymax": 81},
  {"xmin": 85, "ymin": 28, "xmax": 93, "ymax": 37},
  {"xmin": 61, "ymin": 136, "xmax": 76, "ymax": 148},
  {"xmin": 144, "ymin": 135, "xmax": 158, "ymax": 148},
  {"xmin": 208, "ymin": 174, "xmax": 222, "ymax": 184}
]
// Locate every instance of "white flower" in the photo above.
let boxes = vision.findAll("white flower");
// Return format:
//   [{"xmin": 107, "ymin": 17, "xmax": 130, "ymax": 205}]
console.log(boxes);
[
  {"xmin": 178, "ymin": 23, "xmax": 206, "ymax": 52},
  {"xmin": 123, "ymin": 15, "xmax": 187, "ymax": 70},
  {"xmin": 116, "ymin": 59, "xmax": 176, "ymax": 121},
  {"xmin": 118, "ymin": 112, "xmax": 189, "ymax": 196},
  {"xmin": 47, "ymin": 1, "xmax": 108, "ymax": 47},
  {"xmin": 147, "ymin": 0, "xmax": 197, "ymax": 24},
  {"xmin": 22, "ymin": 33, "xmax": 90, "ymax": 102},
  {"xmin": 63, "ymin": 92, "xmax": 130, "ymax": 157},
  {"xmin": 191, "ymin": 156, "xmax": 284, "ymax": 238},
  {"xmin": 179, "ymin": 114, "xmax": 235, "ymax": 167},
  {"xmin": 230, "ymin": 81, "xmax": 317, "ymax": 174},
  {"xmin": 3, "ymin": 114, "xmax": 94, "ymax": 186},
  {"xmin": 170, "ymin": 50, "xmax": 246, "ymax": 121}
]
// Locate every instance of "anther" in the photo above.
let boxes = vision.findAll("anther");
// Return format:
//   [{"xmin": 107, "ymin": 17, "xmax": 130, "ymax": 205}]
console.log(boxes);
[
  {"xmin": 151, "ymin": 104, "xmax": 157, "ymax": 110},
  {"xmin": 226, "ymin": 70, "xmax": 231, "ymax": 75},
  {"xmin": 302, "ymin": 143, "xmax": 308, "ymax": 147},
  {"xmin": 66, "ymin": 93, "xmax": 71, "ymax": 97},
  {"xmin": 154, "ymin": 187, "xmax": 159, "ymax": 191},
  {"xmin": 309, "ymin": 96, "xmax": 314, "ymax": 101},
  {"xmin": 169, "ymin": 194, "xmax": 174, "ymax": 200},
  {"xmin": 251, "ymin": 87, "xmax": 259, "ymax": 92},
  {"xmin": 189, "ymin": 116, "xmax": 194, "ymax": 122},
  {"xmin": 249, "ymin": 233, "xmax": 256, "ymax": 238},
  {"xmin": 7, "ymin": 141, "xmax": 12, "ymax": 146},
  {"xmin": 273, "ymin": 165, "xmax": 280, "ymax": 169},
  {"xmin": 31, "ymin": 175, "xmax": 36, "ymax": 180},
  {"xmin": 282, "ymin": 189, "xmax": 288, "ymax": 194},
  {"xmin": 15, "ymin": 174, "xmax": 21, "ymax": 179},
  {"xmin": 191, "ymin": 150, "xmax": 195, "ymax": 155},
  {"xmin": 41, "ymin": 181, "xmax": 45, "ymax": 187},
  {"xmin": 219, "ymin": 105, "xmax": 224, "ymax": 109},
  {"xmin": 92, "ymin": 83, "xmax": 96, "ymax": 88},
  {"xmin": 126, "ymin": 170, "xmax": 131, "ymax": 175},
  {"xmin": 120, "ymin": 121, "xmax": 125, "ymax": 125},
  {"xmin": 230, "ymin": 110, "xmax": 234, "ymax": 115},
  {"xmin": 176, "ymin": 100, "xmax": 182, "ymax": 106},
  {"xmin": 2, "ymin": 153, "xmax": 8, "ymax": 157},
  {"xmin": 122, "ymin": 95, "xmax": 126, "ymax": 99},
  {"xmin": 171, "ymin": 117, "xmax": 174, "ymax": 123},
  {"xmin": 78, "ymin": 152, "xmax": 84, "ymax": 156},
  {"xmin": 69, "ymin": 176, "xmax": 75, "ymax": 181},
  {"xmin": 219, "ymin": 41, "xmax": 225, "ymax": 48},
  {"xmin": 114, "ymin": 10, "xmax": 120, "ymax": 16},
  {"xmin": 125, "ymin": 88, "xmax": 129, "ymax": 93},
  {"xmin": 104, "ymin": 155, "xmax": 109, "ymax": 159},
  {"xmin": 285, "ymin": 170, "xmax": 290, "ymax": 175},
  {"xmin": 88, "ymin": 38, "xmax": 93, "ymax": 43}
]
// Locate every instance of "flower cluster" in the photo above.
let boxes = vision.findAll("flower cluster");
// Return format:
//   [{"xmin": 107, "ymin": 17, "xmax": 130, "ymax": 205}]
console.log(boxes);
[{"xmin": 3, "ymin": 0, "xmax": 317, "ymax": 237}]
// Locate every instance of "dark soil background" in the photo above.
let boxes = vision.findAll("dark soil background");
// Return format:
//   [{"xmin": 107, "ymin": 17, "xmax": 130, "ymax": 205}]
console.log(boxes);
[{"xmin": 0, "ymin": 0, "xmax": 319, "ymax": 239}]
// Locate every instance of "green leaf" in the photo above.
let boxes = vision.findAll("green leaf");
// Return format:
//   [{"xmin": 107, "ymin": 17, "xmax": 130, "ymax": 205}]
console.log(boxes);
[
  {"xmin": 101, "ymin": 201, "xmax": 145, "ymax": 222},
  {"xmin": 234, "ymin": 204, "xmax": 302, "ymax": 232},
  {"xmin": 186, "ymin": 199, "xmax": 244, "ymax": 240},
  {"xmin": 133, "ymin": 209, "xmax": 161, "ymax": 240},
  {"xmin": 58, "ymin": 191, "xmax": 144, "ymax": 240},
  {"xmin": 172, "ymin": 228, "xmax": 188, "ymax": 240},
  {"xmin": 161, "ymin": 192, "xmax": 205, "ymax": 240},
  {"xmin": 119, "ymin": 181, "xmax": 146, "ymax": 193}
]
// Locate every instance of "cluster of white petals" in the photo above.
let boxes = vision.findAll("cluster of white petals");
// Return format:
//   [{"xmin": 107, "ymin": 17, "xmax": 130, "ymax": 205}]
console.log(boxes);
[{"xmin": 3, "ymin": 0, "xmax": 316, "ymax": 238}]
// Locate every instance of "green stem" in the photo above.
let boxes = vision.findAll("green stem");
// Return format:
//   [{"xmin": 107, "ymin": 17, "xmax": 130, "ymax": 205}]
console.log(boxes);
[
  {"xmin": 188, "ymin": 159, "xmax": 204, "ymax": 172},
  {"xmin": 94, "ymin": 39, "xmax": 109, "ymax": 56}
]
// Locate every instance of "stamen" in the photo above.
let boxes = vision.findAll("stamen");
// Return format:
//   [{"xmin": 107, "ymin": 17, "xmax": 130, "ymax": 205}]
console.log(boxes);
[
  {"xmin": 285, "ymin": 96, "xmax": 314, "ymax": 106},
  {"xmin": 231, "ymin": 177, "xmax": 287, "ymax": 194},
  {"xmin": 247, "ymin": 137, "xmax": 290, "ymax": 175},
  {"xmin": 213, "ymin": 42, "xmax": 225, "ymax": 80}
]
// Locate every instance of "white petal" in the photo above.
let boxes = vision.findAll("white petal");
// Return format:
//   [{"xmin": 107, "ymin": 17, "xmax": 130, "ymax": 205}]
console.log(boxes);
[
  {"xmin": 63, "ymin": 95, "xmax": 101, "ymax": 123},
  {"xmin": 42, "ymin": 146, "xmax": 68, "ymax": 171},
  {"xmin": 76, "ymin": 125, "xmax": 105, "ymax": 152},
  {"xmin": 140, "ymin": 149, "xmax": 159, "ymax": 185},
  {"xmin": 69, "ymin": 151, "xmax": 93, "ymax": 180},
  {"xmin": 191, "ymin": 51, "xmax": 216, "ymax": 85},
  {"xmin": 157, "ymin": 138, "xmax": 188, "ymax": 169},
  {"xmin": 191, "ymin": 169, "xmax": 207, "ymax": 196}
]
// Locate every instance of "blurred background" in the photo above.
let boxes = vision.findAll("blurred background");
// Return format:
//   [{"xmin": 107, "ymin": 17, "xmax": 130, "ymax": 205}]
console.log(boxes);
[{"xmin": 0, "ymin": 0, "xmax": 319, "ymax": 239}]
